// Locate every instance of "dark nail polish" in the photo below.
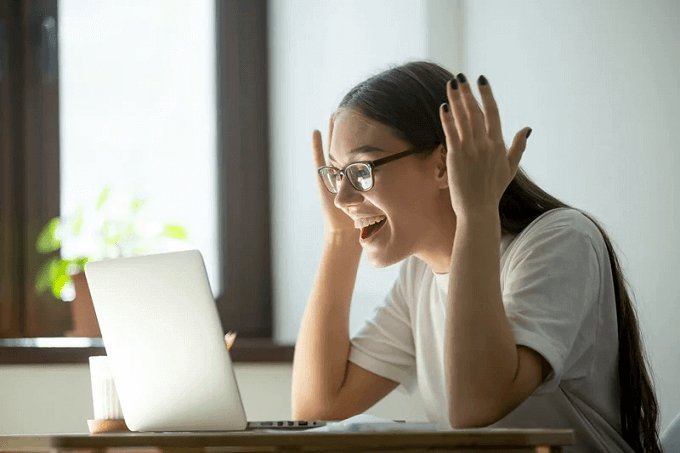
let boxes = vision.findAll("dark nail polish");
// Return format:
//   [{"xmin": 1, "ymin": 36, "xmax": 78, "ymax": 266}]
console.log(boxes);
[
  {"xmin": 449, "ymin": 78, "xmax": 458, "ymax": 90},
  {"xmin": 478, "ymin": 75, "xmax": 488, "ymax": 86},
  {"xmin": 456, "ymin": 73, "xmax": 467, "ymax": 83},
  {"xmin": 442, "ymin": 103, "xmax": 450, "ymax": 113},
  {"xmin": 526, "ymin": 128, "xmax": 533, "ymax": 139}
]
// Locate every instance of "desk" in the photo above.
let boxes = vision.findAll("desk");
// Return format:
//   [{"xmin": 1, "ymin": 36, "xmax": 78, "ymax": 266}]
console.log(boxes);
[{"xmin": 0, "ymin": 429, "xmax": 573, "ymax": 452}]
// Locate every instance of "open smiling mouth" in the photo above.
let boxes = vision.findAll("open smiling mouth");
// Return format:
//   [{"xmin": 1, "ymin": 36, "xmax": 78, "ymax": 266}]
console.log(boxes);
[{"xmin": 360, "ymin": 218, "xmax": 387, "ymax": 240}]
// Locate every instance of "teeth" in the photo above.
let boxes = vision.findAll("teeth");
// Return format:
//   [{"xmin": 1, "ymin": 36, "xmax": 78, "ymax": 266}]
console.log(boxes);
[{"xmin": 354, "ymin": 215, "xmax": 386, "ymax": 229}]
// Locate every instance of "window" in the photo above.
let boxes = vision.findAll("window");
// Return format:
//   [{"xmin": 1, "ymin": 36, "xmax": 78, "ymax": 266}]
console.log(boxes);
[
  {"xmin": 0, "ymin": 0, "xmax": 274, "ymax": 342},
  {"xmin": 59, "ymin": 0, "xmax": 220, "ymax": 296}
]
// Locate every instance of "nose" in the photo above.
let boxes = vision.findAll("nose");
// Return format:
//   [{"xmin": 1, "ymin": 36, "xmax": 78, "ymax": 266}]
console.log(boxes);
[{"xmin": 334, "ymin": 175, "xmax": 363, "ymax": 210}]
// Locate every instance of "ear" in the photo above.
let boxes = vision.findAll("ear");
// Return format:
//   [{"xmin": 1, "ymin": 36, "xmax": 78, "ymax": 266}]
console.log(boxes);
[{"xmin": 434, "ymin": 145, "xmax": 448, "ymax": 189}]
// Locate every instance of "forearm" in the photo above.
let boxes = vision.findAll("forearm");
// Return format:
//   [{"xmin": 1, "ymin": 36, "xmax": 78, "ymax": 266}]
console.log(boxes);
[
  {"xmin": 445, "ymin": 210, "xmax": 518, "ymax": 427},
  {"xmin": 292, "ymin": 230, "xmax": 362, "ymax": 418}
]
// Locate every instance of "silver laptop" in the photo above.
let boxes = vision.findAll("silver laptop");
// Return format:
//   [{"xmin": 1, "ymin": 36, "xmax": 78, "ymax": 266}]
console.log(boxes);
[{"xmin": 85, "ymin": 250, "xmax": 324, "ymax": 432}]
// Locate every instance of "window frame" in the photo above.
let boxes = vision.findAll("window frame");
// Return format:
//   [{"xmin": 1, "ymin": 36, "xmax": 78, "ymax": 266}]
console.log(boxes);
[
  {"xmin": 0, "ymin": 0, "xmax": 69, "ymax": 338},
  {"xmin": 215, "ymin": 0, "xmax": 273, "ymax": 338}
]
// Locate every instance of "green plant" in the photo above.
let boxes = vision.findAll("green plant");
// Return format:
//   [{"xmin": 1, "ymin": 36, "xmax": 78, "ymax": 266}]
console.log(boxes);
[{"xmin": 35, "ymin": 186, "xmax": 188, "ymax": 301}]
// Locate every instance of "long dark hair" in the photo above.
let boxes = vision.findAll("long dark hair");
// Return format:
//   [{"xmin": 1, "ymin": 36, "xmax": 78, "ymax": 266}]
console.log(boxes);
[{"xmin": 338, "ymin": 61, "xmax": 660, "ymax": 452}]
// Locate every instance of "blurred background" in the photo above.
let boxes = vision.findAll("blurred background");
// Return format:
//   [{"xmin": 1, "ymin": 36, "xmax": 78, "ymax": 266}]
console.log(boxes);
[{"xmin": 1, "ymin": 0, "xmax": 678, "ymax": 435}]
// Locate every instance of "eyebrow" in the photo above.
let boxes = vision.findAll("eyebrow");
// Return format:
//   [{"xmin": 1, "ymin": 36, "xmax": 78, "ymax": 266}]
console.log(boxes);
[{"xmin": 328, "ymin": 145, "xmax": 386, "ymax": 163}]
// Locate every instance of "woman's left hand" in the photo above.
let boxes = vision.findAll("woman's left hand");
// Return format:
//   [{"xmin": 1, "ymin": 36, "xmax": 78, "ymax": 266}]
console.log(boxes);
[
  {"xmin": 224, "ymin": 331, "xmax": 237, "ymax": 350},
  {"xmin": 439, "ymin": 73, "xmax": 531, "ymax": 217}
]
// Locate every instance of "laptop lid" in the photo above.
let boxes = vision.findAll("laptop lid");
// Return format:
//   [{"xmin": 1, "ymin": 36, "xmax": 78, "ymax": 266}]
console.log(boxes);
[{"xmin": 85, "ymin": 250, "xmax": 248, "ymax": 431}]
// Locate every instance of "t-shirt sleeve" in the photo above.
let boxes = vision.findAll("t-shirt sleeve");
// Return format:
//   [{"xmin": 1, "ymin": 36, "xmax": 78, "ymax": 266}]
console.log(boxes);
[
  {"xmin": 502, "ymin": 213, "xmax": 601, "ymax": 394},
  {"xmin": 349, "ymin": 260, "xmax": 417, "ymax": 393}
]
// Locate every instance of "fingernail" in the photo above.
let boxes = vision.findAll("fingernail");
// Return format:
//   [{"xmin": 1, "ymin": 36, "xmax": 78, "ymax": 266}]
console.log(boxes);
[
  {"xmin": 456, "ymin": 73, "xmax": 467, "ymax": 83},
  {"xmin": 442, "ymin": 103, "xmax": 450, "ymax": 113},
  {"xmin": 526, "ymin": 128, "xmax": 533, "ymax": 139},
  {"xmin": 449, "ymin": 78, "xmax": 458, "ymax": 90},
  {"xmin": 478, "ymin": 75, "xmax": 488, "ymax": 86}
]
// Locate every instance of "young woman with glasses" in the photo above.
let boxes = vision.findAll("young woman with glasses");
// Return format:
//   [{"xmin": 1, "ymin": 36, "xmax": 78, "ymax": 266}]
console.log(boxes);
[{"xmin": 291, "ymin": 61, "xmax": 660, "ymax": 452}]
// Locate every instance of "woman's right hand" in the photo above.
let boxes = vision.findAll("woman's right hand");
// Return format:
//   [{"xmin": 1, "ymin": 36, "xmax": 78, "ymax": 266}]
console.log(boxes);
[{"xmin": 313, "ymin": 117, "xmax": 356, "ymax": 235}]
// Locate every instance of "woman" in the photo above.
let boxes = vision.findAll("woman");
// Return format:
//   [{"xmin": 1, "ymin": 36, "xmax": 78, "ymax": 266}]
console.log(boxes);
[{"xmin": 291, "ymin": 61, "xmax": 660, "ymax": 452}]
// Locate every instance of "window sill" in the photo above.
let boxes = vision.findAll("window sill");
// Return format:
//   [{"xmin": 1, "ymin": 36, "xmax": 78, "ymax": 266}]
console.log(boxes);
[{"xmin": 0, "ymin": 338, "xmax": 294, "ymax": 364}]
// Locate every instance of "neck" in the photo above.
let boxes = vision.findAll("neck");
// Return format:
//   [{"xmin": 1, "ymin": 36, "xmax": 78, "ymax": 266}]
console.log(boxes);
[{"xmin": 415, "ymin": 198, "xmax": 457, "ymax": 274}]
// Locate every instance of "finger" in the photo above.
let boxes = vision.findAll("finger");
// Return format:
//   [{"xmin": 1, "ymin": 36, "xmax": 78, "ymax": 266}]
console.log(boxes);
[
  {"xmin": 507, "ymin": 127, "xmax": 532, "ymax": 175},
  {"xmin": 326, "ymin": 114, "xmax": 335, "ymax": 159},
  {"xmin": 456, "ymin": 73, "xmax": 486, "ymax": 142},
  {"xmin": 439, "ymin": 102, "xmax": 461, "ymax": 153},
  {"xmin": 477, "ymin": 75, "xmax": 503, "ymax": 142},
  {"xmin": 312, "ymin": 129, "xmax": 326, "ymax": 169},
  {"xmin": 446, "ymin": 78, "xmax": 473, "ymax": 144},
  {"xmin": 224, "ymin": 331, "xmax": 237, "ymax": 350}
]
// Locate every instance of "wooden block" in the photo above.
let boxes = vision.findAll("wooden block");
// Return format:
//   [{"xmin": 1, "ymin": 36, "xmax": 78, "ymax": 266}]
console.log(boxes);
[{"xmin": 87, "ymin": 419, "xmax": 130, "ymax": 434}]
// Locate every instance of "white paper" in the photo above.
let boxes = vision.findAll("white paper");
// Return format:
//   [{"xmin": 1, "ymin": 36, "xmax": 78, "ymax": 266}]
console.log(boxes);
[
  {"xmin": 89, "ymin": 355, "xmax": 124, "ymax": 420},
  {"xmin": 306, "ymin": 414, "xmax": 437, "ymax": 432}
]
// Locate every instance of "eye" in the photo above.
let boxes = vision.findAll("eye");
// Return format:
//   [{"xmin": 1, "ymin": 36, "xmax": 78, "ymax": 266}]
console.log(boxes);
[{"xmin": 346, "ymin": 164, "xmax": 373, "ymax": 191}]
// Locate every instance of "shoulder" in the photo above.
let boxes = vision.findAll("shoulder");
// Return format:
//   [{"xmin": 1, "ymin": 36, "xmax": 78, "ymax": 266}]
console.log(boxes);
[
  {"xmin": 502, "ymin": 208, "xmax": 610, "ymax": 279},
  {"xmin": 512, "ymin": 208, "xmax": 605, "ymax": 252}
]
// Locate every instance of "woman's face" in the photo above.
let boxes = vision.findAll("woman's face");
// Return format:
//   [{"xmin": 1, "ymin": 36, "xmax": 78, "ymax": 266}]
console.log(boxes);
[{"xmin": 328, "ymin": 109, "xmax": 454, "ymax": 269}]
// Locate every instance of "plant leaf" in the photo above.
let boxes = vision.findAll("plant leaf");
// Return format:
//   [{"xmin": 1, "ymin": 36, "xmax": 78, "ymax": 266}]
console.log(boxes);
[
  {"xmin": 130, "ymin": 197, "xmax": 145, "ymax": 214},
  {"xmin": 72, "ymin": 208, "xmax": 84, "ymax": 236},
  {"xmin": 51, "ymin": 273, "xmax": 71, "ymax": 300},
  {"xmin": 36, "ymin": 218, "xmax": 61, "ymax": 254},
  {"xmin": 96, "ymin": 186, "xmax": 111, "ymax": 211},
  {"xmin": 35, "ymin": 257, "xmax": 59, "ymax": 294},
  {"xmin": 43, "ymin": 258, "xmax": 71, "ymax": 299},
  {"xmin": 72, "ymin": 257, "xmax": 89, "ymax": 270},
  {"xmin": 101, "ymin": 220, "xmax": 122, "ymax": 246},
  {"xmin": 162, "ymin": 224, "xmax": 188, "ymax": 240}
]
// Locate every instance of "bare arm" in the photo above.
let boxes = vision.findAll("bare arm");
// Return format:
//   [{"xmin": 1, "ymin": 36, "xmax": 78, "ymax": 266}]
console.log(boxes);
[
  {"xmin": 291, "ymin": 127, "xmax": 398, "ymax": 420},
  {"xmin": 440, "ymin": 75, "xmax": 548, "ymax": 428},
  {"xmin": 446, "ymin": 212, "xmax": 548, "ymax": 427}
]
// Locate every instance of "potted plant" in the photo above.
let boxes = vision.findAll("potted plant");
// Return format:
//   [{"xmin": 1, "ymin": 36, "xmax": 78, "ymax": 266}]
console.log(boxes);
[{"xmin": 35, "ymin": 186, "xmax": 189, "ymax": 336}]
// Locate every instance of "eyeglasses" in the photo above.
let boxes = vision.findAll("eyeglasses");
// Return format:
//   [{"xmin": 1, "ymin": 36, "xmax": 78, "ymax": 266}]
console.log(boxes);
[{"xmin": 318, "ymin": 148, "xmax": 427, "ymax": 194}]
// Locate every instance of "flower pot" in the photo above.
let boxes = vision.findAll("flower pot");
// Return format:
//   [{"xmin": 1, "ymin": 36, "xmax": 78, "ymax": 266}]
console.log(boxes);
[{"xmin": 65, "ymin": 271, "xmax": 101, "ymax": 337}]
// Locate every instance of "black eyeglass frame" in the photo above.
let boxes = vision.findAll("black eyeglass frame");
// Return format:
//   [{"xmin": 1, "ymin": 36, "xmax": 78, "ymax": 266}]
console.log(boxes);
[{"xmin": 317, "ymin": 148, "xmax": 429, "ymax": 194}]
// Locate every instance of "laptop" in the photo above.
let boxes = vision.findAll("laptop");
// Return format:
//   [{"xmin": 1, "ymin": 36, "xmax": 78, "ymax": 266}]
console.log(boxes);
[{"xmin": 85, "ymin": 249, "xmax": 325, "ymax": 432}]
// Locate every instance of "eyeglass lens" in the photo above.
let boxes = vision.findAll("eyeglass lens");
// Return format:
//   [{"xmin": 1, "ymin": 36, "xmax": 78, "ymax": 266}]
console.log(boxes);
[
  {"xmin": 320, "ymin": 169, "xmax": 339, "ymax": 193},
  {"xmin": 319, "ymin": 163, "xmax": 373, "ymax": 193},
  {"xmin": 346, "ymin": 164, "xmax": 373, "ymax": 191}
]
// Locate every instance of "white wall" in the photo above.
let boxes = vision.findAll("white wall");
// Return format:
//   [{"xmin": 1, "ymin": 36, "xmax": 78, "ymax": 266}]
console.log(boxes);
[
  {"xmin": 269, "ymin": 0, "xmax": 459, "ymax": 342},
  {"xmin": 458, "ymin": 0, "xmax": 680, "ymax": 430},
  {"xmin": 0, "ymin": 364, "xmax": 426, "ymax": 433},
  {"xmin": 270, "ymin": 0, "xmax": 680, "ymax": 431}
]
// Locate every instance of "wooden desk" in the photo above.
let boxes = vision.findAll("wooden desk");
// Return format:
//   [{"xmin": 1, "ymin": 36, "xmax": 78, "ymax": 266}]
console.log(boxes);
[{"xmin": 0, "ymin": 429, "xmax": 573, "ymax": 452}]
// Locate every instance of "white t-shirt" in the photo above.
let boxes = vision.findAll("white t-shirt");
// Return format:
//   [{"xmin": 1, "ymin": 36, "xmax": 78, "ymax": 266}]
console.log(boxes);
[{"xmin": 349, "ymin": 208, "xmax": 633, "ymax": 452}]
